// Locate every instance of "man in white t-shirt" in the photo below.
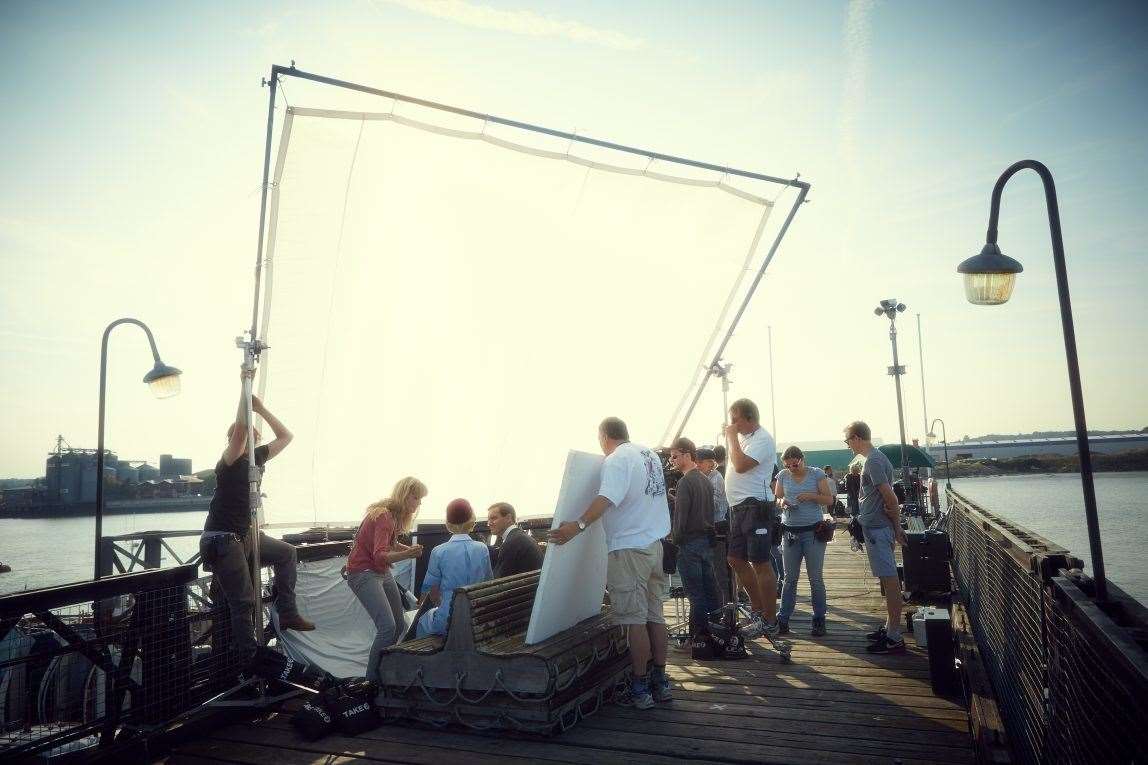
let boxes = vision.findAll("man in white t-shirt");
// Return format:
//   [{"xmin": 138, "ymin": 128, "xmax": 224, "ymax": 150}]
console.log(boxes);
[
  {"xmin": 551, "ymin": 417, "xmax": 671, "ymax": 710},
  {"xmin": 723, "ymin": 398, "xmax": 780, "ymax": 635}
]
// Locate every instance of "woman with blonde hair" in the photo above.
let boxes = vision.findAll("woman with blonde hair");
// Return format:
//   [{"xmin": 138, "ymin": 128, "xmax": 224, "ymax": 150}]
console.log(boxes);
[{"xmin": 345, "ymin": 477, "xmax": 426, "ymax": 681}]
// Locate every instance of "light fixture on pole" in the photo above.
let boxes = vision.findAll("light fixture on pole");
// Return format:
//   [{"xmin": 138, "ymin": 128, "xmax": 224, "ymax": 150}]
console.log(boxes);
[
  {"xmin": 94, "ymin": 319, "xmax": 182, "ymax": 579},
  {"xmin": 874, "ymin": 299, "xmax": 912, "ymax": 498},
  {"xmin": 957, "ymin": 158, "xmax": 1107, "ymax": 603},
  {"xmin": 926, "ymin": 418, "xmax": 951, "ymax": 490},
  {"xmin": 710, "ymin": 360, "xmax": 733, "ymax": 444}
]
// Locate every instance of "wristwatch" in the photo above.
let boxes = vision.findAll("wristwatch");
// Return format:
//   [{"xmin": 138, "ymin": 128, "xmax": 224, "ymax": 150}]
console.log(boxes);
[{"xmin": 576, "ymin": 520, "xmax": 587, "ymax": 533}]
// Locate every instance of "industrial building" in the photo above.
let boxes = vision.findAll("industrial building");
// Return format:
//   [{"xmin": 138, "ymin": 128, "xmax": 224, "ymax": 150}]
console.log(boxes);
[
  {"xmin": 160, "ymin": 454, "xmax": 193, "ymax": 479},
  {"xmin": 943, "ymin": 432, "xmax": 1148, "ymax": 460}
]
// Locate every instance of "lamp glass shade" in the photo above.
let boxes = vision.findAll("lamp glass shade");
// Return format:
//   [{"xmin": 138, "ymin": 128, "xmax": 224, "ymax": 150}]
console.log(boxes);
[
  {"xmin": 926, "ymin": 432, "xmax": 937, "ymax": 447},
  {"xmin": 144, "ymin": 364, "xmax": 182, "ymax": 399},
  {"xmin": 962, "ymin": 272, "xmax": 1017, "ymax": 305}
]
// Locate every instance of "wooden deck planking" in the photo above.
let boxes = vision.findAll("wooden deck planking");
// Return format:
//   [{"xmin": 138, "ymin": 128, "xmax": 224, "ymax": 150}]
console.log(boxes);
[{"xmin": 167, "ymin": 539, "xmax": 972, "ymax": 764}]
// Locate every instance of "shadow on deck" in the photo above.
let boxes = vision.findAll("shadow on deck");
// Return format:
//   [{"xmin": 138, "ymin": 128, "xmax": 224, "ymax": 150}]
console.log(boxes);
[{"xmin": 166, "ymin": 541, "xmax": 972, "ymax": 764}]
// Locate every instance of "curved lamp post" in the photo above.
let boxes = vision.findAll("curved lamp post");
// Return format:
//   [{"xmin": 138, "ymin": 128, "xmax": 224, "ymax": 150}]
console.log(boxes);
[
  {"xmin": 926, "ymin": 418, "xmax": 951, "ymax": 490},
  {"xmin": 94, "ymin": 318, "xmax": 182, "ymax": 579},
  {"xmin": 957, "ymin": 159, "xmax": 1107, "ymax": 602}
]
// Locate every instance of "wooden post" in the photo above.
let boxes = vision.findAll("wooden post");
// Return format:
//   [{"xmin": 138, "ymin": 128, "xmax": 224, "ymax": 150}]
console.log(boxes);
[{"xmin": 144, "ymin": 535, "xmax": 162, "ymax": 570}]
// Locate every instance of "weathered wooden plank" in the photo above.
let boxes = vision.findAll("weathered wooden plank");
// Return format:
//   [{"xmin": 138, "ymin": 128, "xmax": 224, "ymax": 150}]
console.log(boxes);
[
  {"xmin": 952, "ymin": 602, "xmax": 1011, "ymax": 763},
  {"xmin": 170, "ymin": 534, "xmax": 973, "ymax": 765}
]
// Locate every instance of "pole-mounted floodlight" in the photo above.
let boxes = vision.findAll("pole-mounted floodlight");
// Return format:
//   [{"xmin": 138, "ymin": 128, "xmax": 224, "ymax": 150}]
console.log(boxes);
[
  {"xmin": 875, "ymin": 299, "xmax": 912, "ymax": 501},
  {"xmin": 94, "ymin": 318, "xmax": 182, "ymax": 579},
  {"xmin": 959, "ymin": 158, "xmax": 1107, "ymax": 603}
]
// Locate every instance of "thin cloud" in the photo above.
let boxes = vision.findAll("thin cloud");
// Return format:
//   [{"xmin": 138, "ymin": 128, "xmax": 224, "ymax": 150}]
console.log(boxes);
[
  {"xmin": 371, "ymin": 0, "xmax": 645, "ymax": 51},
  {"xmin": 840, "ymin": 0, "xmax": 876, "ymax": 256}
]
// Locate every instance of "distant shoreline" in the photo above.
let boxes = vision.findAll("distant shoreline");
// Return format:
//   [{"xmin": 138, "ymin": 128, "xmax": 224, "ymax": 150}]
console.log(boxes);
[
  {"xmin": 0, "ymin": 496, "xmax": 210, "ymax": 519},
  {"xmin": 943, "ymin": 449, "xmax": 1148, "ymax": 478}
]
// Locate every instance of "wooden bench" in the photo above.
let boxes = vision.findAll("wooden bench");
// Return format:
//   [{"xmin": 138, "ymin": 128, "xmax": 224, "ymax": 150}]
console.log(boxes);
[{"xmin": 376, "ymin": 570, "xmax": 629, "ymax": 732}]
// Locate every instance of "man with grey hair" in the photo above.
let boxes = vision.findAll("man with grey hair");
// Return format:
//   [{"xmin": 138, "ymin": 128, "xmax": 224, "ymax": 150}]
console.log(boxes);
[{"xmin": 551, "ymin": 416, "xmax": 671, "ymax": 709}]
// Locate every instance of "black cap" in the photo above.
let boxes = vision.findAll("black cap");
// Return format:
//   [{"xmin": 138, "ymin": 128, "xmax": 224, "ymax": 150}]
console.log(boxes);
[{"xmin": 696, "ymin": 448, "xmax": 717, "ymax": 461}]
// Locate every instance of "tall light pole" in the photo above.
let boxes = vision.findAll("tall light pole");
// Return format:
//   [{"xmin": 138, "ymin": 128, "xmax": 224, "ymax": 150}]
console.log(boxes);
[
  {"xmin": 874, "ymin": 300, "xmax": 912, "ymax": 495},
  {"xmin": 926, "ymin": 418, "xmax": 951, "ymax": 490},
  {"xmin": 957, "ymin": 159, "xmax": 1107, "ymax": 602},
  {"xmin": 711, "ymin": 360, "xmax": 733, "ymax": 444},
  {"xmin": 94, "ymin": 319, "xmax": 182, "ymax": 579}
]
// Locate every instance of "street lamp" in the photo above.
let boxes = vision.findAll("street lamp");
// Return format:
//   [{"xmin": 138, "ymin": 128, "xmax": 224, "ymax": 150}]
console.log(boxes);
[
  {"xmin": 94, "ymin": 318, "xmax": 182, "ymax": 579},
  {"xmin": 926, "ymin": 418, "xmax": 951, "ymax": 490},
  {"xmin": 957, "ymin": 159, "xmax": 1107, "ymax": 603},
  {"xmin": 874, "ymin": 299, "xmax": 912, "ymax": 498}
]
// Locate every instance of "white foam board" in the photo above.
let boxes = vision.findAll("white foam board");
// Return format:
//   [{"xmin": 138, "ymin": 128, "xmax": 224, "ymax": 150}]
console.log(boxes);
[{"xmin": 525, "ymin": 450, "xmax": 606, "ymax": 645}]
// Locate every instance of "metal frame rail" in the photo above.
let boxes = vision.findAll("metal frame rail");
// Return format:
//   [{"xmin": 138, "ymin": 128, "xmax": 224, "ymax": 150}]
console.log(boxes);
[
  {"xmin": 947, "ymin": 489, "xmax": 1148, "ymax": 764},
  {"xmin": 0, "ymin": 566, "xmax": 199, "ymax": 759}
]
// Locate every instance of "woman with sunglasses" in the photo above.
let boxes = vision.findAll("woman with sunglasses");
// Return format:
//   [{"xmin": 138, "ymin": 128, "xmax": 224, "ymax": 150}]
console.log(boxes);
[{"xmin": 772, "ymin": 446, "xmax": 835, "ymax": 636}]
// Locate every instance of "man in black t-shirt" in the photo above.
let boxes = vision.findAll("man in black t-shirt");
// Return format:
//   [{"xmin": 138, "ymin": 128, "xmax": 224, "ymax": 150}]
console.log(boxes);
[{"xmin": 200, "ymin": 369, "xmax": 314, "ymax": 661}]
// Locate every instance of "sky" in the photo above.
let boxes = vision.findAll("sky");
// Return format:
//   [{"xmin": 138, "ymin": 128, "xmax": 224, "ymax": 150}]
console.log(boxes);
[{"xmin": 2, "ymin": 1, "xmax": 1147, "ymax": 505}]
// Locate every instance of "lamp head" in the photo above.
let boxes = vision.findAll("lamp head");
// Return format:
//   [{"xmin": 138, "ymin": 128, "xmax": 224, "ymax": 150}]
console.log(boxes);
[
  {"xmin": 143, "ymin": 363, "xmax": 182, "ymax": 399},
  {"xmin": 926, "ymin": 431, "xmax": 937, "ymax": 447},
  {"xmin": 958, "ymin": 243, "xmax": 1024, "ymax": 305},
  {"xmin": 875, "ymin": 298, "xmax": 907, "ymax": 319}
]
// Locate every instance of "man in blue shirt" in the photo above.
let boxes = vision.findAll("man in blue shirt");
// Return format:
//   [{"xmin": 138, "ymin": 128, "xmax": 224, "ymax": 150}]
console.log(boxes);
[{"xmin": 844, "ymin": 421, "xmax": 907, "ymax": 653}]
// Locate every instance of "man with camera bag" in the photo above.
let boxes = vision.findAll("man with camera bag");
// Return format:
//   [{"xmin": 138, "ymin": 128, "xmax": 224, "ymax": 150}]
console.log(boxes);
[
  {"xmin": 723, "ymin": 398, "xmax": 780, "ymax": 636},
  {"xmin": 844, "ymin": 420, "xmax": 908, "ymax": 653}
]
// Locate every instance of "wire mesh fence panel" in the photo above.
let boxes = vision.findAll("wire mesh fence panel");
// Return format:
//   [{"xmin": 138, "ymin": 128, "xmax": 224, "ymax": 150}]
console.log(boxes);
[
  {"xmin": 0, "ymin": 566, "xmax": 208, "ymax": 759},
  {"xmin": 948, "ymin": 490, "xmax": 1148, "ymax": 765}
]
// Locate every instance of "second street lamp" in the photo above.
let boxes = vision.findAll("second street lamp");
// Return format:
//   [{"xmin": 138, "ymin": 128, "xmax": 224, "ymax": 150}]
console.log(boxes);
[
  {"xmin": 94, "ymin": 318, "xmax": 182, "ymax": 579},
  {"xmin": 926, "ymin": 418, "xmax": 951, "ymax": 490},
  {"xmin": 957, "ymin": 158, "xmax": 1107, "ymax": 603}
]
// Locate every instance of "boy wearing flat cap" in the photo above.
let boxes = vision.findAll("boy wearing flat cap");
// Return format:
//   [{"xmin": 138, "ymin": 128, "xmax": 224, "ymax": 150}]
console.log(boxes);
[{"xmin": 416, "ymin": 499, "xmax": 493, "ymax": 637}]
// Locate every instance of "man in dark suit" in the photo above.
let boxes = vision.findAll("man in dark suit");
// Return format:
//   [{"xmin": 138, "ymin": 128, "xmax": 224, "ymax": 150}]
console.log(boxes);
[{"xmin": 487, "ymin": 502, "xmax": 543, "ymax": 578}]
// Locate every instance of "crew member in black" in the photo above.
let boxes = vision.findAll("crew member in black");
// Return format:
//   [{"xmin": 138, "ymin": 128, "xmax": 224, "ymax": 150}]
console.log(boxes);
[
  {"xmin": 486, "ymin": 502, "xmax": 543, "ymax": 578},
  {"xmin": 199, "ymin": 369, "xmax": 314, "ymax": 660}
]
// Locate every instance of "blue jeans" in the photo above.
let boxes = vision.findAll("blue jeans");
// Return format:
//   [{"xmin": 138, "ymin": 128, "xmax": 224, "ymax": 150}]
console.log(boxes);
[
  {"xmin": 677, "ymin": 536, "xmax": 723, "ymax": 636},
  {"xmin": 779, "ymin": 530, "xmax": 827, "ymax": 622},
  {"xmin": 770, "ymin": 544, "xmax": 784, "ymax": 584}
]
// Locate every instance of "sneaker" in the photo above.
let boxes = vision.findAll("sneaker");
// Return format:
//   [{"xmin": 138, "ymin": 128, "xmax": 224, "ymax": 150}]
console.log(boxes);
[
  {"xmin": 650, "ymin": 668, "xmax": 673, "ymax": 703},
  {"xmin": 865, "ymin": 625, "xmax": 887, "ymax": 642},
  {"xmin": 776, "ymin": 621, "xmax": 790, "ymax": 635},
  {"xmin": 866, "ymin": 634, "xmax": 906, "ymax": 653},
  {"xmin": 616, "ymin": 678, "xmax": 655, "ymax": 709},
  {"xmin": 811, "ymin": 617, "xmax": 826, "ymax": 637}
]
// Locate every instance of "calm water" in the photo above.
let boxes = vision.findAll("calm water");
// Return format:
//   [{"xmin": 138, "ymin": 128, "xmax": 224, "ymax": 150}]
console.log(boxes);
[
  {"xmin": 952, "ymin": 471, "xmax": 1147, "ymax": 604},
  {"xmin": 2, "ymin": 472, "xmax": 1146, "ymax": 603}
]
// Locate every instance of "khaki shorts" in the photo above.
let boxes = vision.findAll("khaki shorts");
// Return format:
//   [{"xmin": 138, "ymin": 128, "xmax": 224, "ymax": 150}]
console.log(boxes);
[{"xmin": 606, "ymin": 540, "xmax": 669, "ymax": 626}]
